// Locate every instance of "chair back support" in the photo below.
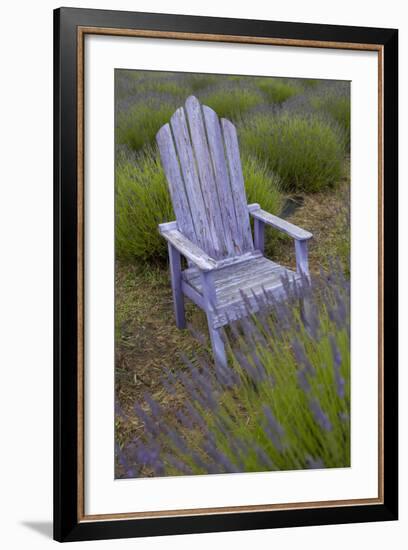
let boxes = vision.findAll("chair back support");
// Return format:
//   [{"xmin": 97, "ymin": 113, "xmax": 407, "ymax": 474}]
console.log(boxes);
[{"xmin": 156, "ymin": 95, "xmax": 254, "ymax": 260}]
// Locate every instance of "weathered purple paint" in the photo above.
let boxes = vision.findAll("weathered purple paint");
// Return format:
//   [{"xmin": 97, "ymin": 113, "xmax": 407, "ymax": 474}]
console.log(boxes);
[
  {"xmin": 295, "ymin": 240, "xmax": 310, "ymax": 277},
  {"xmin": 254, "ymin": 218, "xmax": 265, "ymax": 253},
  {"xmin": 168, "ymin": 243, "xmax": 186, "ymax": 329},
  {"xmin": 156, "ymin": 96, "xmax": 313, "ymax": 367}
]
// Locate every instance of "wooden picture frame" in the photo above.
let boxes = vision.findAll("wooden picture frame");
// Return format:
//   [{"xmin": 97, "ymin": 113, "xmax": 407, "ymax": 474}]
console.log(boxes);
[{"xmin": 54, "ymin": 7, "xmax": 398, "ymax": 542}]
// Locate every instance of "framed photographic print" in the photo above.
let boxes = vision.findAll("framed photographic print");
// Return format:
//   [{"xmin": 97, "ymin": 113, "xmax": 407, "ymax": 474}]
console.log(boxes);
[{"xmin": 54, "ymin": 7, "xmax": 398, "ymax": 542}]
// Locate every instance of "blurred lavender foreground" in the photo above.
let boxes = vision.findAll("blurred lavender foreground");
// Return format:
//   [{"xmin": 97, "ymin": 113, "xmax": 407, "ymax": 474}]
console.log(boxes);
[{"xmin": 116, "ymin": 261, "xmax": 350, "ymax": 478}]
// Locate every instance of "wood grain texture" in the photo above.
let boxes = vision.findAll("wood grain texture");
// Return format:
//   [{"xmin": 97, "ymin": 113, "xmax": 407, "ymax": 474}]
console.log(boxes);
[
  {"xmin": 250, "ymin": 206, "xmax": 313, "ymax": 241},
  {"xmin": 156, "ymin": 123, "xmax": 196, "ymax": 243},
  {"xmin": 168, "ymin": 243, "xmax": 186, "ymax": 328},
  {"xmin": 295, "ymin": 240, "xmax": 310, "ymax": 276},
  {"xmin": 185, "ymin": 96, "xmax": 228, "ymax": 258},
  {"xmin": 202, "ymin": 104, "xmax": 238, "ymax": 255},
  {"xmin": 160, "ymin": 228, "xmax": 217, "ymax": 271},
  {"xmin": 183, "ymin": 257, "xmax": 300, "ymax": 328},
  {"xmin": 79, "ymin": 26, "xmax": 384, "ymax": 52},
  {"xmin": 170, "ymin": 106, "xmax": 217, "ymax": 256},
  {"xmin": 221, "ymin": 118, "xmax": 254, "ymax": 253}
]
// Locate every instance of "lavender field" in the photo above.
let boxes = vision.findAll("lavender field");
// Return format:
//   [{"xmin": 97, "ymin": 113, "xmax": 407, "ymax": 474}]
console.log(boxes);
[{"xmin": 114, "ymin": 70, "xmax": 351, "ymax": 478}]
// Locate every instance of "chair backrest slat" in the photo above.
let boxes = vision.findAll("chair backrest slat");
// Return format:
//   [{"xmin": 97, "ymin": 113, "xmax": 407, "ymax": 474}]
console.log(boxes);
[
  {"xmin": 184, "ymin": 96, "xmax": 232, "ymax": 258},
  {"xmin": 168, "ymin": 106, "xmax": 217, "ymax": 257},
  {"xmin": 156, "ymin": 123, "xmax": 197, "ymax": 244},
  {"xmin": 202, "ymin": 105, "xmax": 243, "ymax": 256},
  {"xmin": 221, "ymin": 118, "xmax": 254, "ymax": 254},
  {"xmin": 156, "ymin": 95, "xmax": 254, "ymax": 260}
]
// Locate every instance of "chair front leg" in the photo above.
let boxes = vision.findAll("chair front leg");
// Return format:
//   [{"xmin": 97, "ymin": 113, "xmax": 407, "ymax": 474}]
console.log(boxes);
[
  {"xmin": 200, "ymin": 271, "xmax": 227, "ymax": 368},
  {"xmin": 168, "ymin": 242, "xmax": 186, "ymax": 329},
  {"xmin": 295, "ymin": 240, "xmax": 310, "ymax": 278},
  {"xmin": 254, "ymin": 218, "xmax": 265, "ymax": 253}
]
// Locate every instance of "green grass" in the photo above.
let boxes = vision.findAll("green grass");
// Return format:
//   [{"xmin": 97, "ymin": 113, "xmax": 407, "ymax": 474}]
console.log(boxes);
[
  {"xmin": 240, "ymin": 112, "xmax": 346, "ymax": 193},
  {"xmin": 257, "ymin": 78, "xmax": 300, "ymax": 104},
  {"xmin": 115, "ymin": 149, "xmax": 283, "ymax": 262}
]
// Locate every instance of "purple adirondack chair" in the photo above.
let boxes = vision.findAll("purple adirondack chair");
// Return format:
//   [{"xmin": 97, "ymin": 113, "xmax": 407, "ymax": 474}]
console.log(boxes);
[{"xmin": 156, "ymin": 95, "xmax": 312, "ymax": 367}]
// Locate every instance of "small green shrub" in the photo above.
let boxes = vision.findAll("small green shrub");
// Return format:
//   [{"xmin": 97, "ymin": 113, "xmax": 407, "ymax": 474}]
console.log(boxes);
[
  {"xmin": 200, "ymin": 88, "xmax": 263, "ymax": 120},
  {"xmin": 242, "ymin": 155, "xmax": 283, "ymax": 215},
  {"xmin": 115, "ymin": 148, "xmax": 174, "ymax": 261},
  {"xmin": 242, "ymin": 155, "xmax": 285, "ymax": 254},
  {"xmin": 257, "ymin": 78, "xmax": 300, "ymax": 104},
  {"xmin": 301, "ymin": 79, "xmax": 320, "ymax": 89},
  {"xmin": 116, "ymin": 149, "xmax": 283, "ymax": 262},
  {"xmin": 240, "ymin": 112, "xmax": 345, "ymax": 192},
  {"xmin": 311, "ymin": 94, "xmax": 350, "ymax": 144},
  {"xmin": 116, "ymin": 71, "xmax": 186, "ymax": 100},
  {"xmin": 185, "ymin": 73, "xmax": 218, "ymax": 92},
  {"xmin": 141, "ymin": 80, "xmax": 185, "ymax": 98},
  {"xmin": 116, "ymin": 102, "xmax": 176, "ymax": 152}
]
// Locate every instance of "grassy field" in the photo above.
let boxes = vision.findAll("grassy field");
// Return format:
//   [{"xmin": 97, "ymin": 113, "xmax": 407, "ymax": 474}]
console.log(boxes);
[{"xmin": 114, "ymin": 70, "xmax": 350, "ymax": 476}]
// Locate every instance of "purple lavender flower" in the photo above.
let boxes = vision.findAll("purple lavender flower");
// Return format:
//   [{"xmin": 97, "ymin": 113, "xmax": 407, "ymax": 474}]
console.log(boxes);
[
  {"xmin": 234, "ymin": 349, "xmax": 263, "ymax": 384},
  {"xmin": 184, "ymin": 401, "xmax": 207, "ymax": 430},
  {"xmin": 292, "ymin": 338, "xmax": 315, "ymax": 375},
  {"xmin": 187, "ymin": 323, "xmax": 208, "ymax": 346},
  {"xmin": 253, "ymin": 445, "xmax": 276, "ymax": 470},
  {"xmin": 339, "ymin": 411, "xmax": 349, "ymax": 423},
  {"xmin": 165, "ymin": 454, "xmax": 193, "ymax": 475},
  {"xmin": 176, "ymin": 409, "xmax": 194, "ymax": 430},
  {"xmin": 297, "ymin": 367, "xmax": 311, "ymax": 393},
  {"xmin": 165, "ymin": 427, "xmax": 189, "ymax": 454},
  {"xmin": 329, "ymin": 334, "xmax": 345, "ymax": 398},
  {"xmin": 190, "ymin": 451, "xmax": 210, "ymax": 472},
  {"xmin": 135, "ymin": 440, "xmax": 164, "ymax": 475},
  {"xmin": 309, "ymin": 399, "xmax": 332, "ymax": 432},
  {"xmin": 262, "ymin": 405, "xmax": 285, "ymax": 451},
  {"xmin": 301, "ymin": 298, "xmax": 320, "ymax": 340},
  {"xmin": 334, "ymin": 370, "xmax": 345, "ymax": 399},
  {"xmin": 161, "ymin": 369, "xmax": 177, "ymax": 395},
  {"xmin": 203, "ymin": 439, "xmax": 239, "ymax": 473},
  {"xmin": 133, "ymin": 402, "xmax": 159, "ymax": 437},
  {"xmin": 329, "ymin": 335, "xmax": 342, "ymax": 369},
  {"xmin": 144, "ymin": 392, "xmax": 162, "ymax": 419},
  {"xmin": 306, "ymin": 455, "xmax": 325, "ymax": 469},
  {"xmin": 115, "ymin": 442, "xmax": 136, "ymax": 478}
]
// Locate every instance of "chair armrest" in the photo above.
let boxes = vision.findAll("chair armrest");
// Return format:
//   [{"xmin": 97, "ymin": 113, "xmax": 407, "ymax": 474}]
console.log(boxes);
[
  {"xmin": 248, "ymin": 203, "xmax": 313, "ymax": 241},
  {"xmin": 159, "ymin": 227, "xmax": 217, "ymax": 271}
]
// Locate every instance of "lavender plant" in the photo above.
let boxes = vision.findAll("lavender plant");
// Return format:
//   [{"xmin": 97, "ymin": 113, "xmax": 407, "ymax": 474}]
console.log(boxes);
[
  {"xmin": 116, "ymin": 262, "xmax": 350, "ymax": 477},
  {"xmin": 256, "ymin": 77, "xmax": 301, "ymax": 104},
  {"xmin": 240, "ymin": 111, "xmax": 345, "ymax": 192},
  {"xmin": 199, "ymin": 85, "xmax": 264, "ymax": 121}
]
